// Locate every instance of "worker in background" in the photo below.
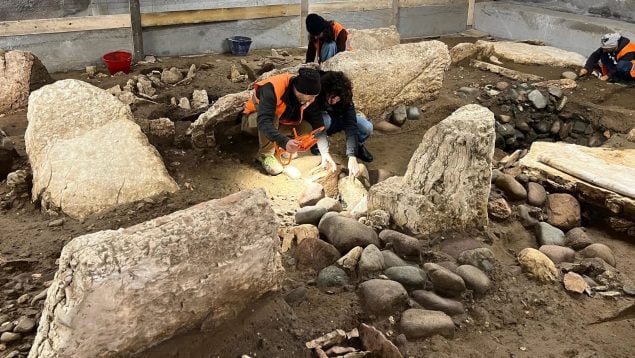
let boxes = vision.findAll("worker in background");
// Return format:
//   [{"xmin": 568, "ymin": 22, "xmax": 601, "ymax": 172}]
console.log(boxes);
[
  {"xmin": 579, "ymin": 33, "xmax": 635, "ymax": 83},
  {"xmin": 305, "ymin": 13, "xmax": 350, "ymax": 64},
  {"xmin": 311, "ymin": 71, "xmax": 373, "ymax": 177},
  {"xmin": 242, "ymin": 68, "xmax": 336, "ymax": 176}
]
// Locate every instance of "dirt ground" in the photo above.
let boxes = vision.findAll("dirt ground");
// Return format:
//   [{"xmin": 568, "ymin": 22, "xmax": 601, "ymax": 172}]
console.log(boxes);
[{"xmin": 1, "ymin": 37, "xmax": 634, "ymax": 358}]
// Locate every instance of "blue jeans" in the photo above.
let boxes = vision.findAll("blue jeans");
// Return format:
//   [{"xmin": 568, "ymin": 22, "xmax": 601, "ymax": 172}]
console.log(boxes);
[
  {"xmin": 322, "ymin": 113, "xmax": 373, "ymax": 144},
  {"xmin": 320, "ymin": 41, "xmax": 338, "ymax": 63},
  {"xmin": 601, "ymin": 52, "xmax": 635, "ymax": 80}
]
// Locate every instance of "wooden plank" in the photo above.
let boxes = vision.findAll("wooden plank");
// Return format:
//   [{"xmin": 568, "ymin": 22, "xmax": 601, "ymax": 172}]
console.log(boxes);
[
  {"xmin": 301, "ymin": 0, "xmax": 309, "ymax": 47},
  {"xmin": 129, "ymin": 0, "xmax": 144, "ymax": 62},
  {"xmin": 140, "ymin": 4, "xmax": 301, "ymax": 27},
  {"xmin": 400, "ymin": 0, "xmax": 466, "ymax": 7},
  {"xmin": 308, "ymin": 0, "xmax": 392, "ymax": 13},
  {"xmin": 467, "ymin": 0, "xmax": 475, "ymax": 26},
  {"xmin": 0, "ymin": 14, "xmax": 130, "ymax": 37},
  {"xmin": 392, "ymin": 0, "xmax": 400, "ymax": 28}
]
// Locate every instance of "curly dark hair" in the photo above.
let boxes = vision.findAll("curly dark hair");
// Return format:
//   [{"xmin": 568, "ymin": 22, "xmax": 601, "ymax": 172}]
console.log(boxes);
[{"xmin": 318, "ymin": 70, "xmax": 353, "ymax": 107}]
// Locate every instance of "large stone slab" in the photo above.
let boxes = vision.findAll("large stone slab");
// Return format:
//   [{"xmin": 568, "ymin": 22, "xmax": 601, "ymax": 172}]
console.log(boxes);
[
  {"xmin": 476, "ymin": 40, "xmax": 586, "ymax": 67},
  {"xmin": 519, "ymin": 142, "xmax": 635, "ymax": 221},
  {"xmin": 321, "ymin": 40, "xmax": 450, "ymax": 122},
  {"xmin": 348, "ymin": 26, "xmax": 400, "ymax": 51},
  {"xmin": 25, "ymin": 79, "xmax": 178, "ymax": 219},
  {"xmin": 29, "ymin": 189, "xmax": 284, "ymax": 358},
  {"xmin": 368, "ymin": 104, "xmax": 495, "ymax": 235},
  {"xmin": 0, "ymin": 50, "xmax": 52, "ymax": 114}
]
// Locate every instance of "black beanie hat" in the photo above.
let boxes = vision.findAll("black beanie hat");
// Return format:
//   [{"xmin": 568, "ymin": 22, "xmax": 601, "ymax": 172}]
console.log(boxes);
[
  {"xmin": 294, "ymin": 68, "xmax": 321, "ymax": 95},
  {"xmin": 306, "ymin": 13, "xmax": 329, "ymax": 36}
]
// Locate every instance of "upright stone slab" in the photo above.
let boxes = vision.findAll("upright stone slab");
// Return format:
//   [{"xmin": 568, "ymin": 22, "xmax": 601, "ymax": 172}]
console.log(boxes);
[
  {"xmin": 189, "ymin": 90, "xmax": 251, "ymax": 148},
  {"xmin": 369, "ymin": 105, "xmax": 495, "ymax": 235},
  {"xmin": 0, "ymin": 50, "xmax": 52, "ymax": 114},
  {"xmin": 29, "ymin": 189, "xmax": 284, "ymax": 358},
  {"xmin": 25, "ymin": 79, "xmax": 178, "ymax": 219},
  {"xmin": 321, "ymin": 41, "xmax": 450, "ymax": 121}
]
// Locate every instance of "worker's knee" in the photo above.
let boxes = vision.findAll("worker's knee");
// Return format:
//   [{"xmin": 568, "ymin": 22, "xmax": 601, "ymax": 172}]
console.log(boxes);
[{"xmin": 356, "ymin": 115, "xmax": 373, "ymax": 137}]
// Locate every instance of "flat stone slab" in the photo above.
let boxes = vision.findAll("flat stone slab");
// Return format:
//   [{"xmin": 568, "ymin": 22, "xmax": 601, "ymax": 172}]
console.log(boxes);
[{"xmin": 520, "ymin": 142, "xmax": 635, "ymax": 219}]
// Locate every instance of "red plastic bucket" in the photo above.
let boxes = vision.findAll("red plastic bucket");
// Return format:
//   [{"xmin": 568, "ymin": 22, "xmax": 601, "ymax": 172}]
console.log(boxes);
[{"xmin": 102, "ymin": 51, "xmax": 132, "ymax": 75}]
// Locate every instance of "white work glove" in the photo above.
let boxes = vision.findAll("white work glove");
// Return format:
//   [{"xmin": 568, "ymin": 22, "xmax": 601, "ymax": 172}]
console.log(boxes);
[
  {"xmin": 320, "ymin": 153, "xmax": 336, "ymax": 173},
  {"xmin": 579, "ymin": 68, "xmax": 588, "ymax": 77},
  {"xmin": 347, "ymin": 156, "xmax": 359, "ymax": 177}
]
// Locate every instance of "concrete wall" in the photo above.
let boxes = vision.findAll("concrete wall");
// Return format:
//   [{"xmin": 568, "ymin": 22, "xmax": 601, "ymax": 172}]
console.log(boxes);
[
  {"xmin": 511, "ymin": 0, "xmax": 635, "ymax": 24},
  {"xmin": 0, "ymin": 0, "xmax": 468, "ymax": 72},
  {"xmin": 474, "ymin": 1, "xmax": 635, "ymax": 57},
  {"xmin": 399, "ymin": 0, "xmax": 468, "ymax": 38}
]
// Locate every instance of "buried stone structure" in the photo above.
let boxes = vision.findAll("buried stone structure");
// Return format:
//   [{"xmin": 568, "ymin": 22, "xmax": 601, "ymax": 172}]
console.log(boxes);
[
  {"xmin": 29, "ymin": 189, "xmax": 284, "ymax": 357},
  {"xmin": 189, "ymin": 39, "xmax": 450, "ymax": 148},
  {"xmin": 369, "ymin": 104, "xmax": 496, "ymax": 235}
]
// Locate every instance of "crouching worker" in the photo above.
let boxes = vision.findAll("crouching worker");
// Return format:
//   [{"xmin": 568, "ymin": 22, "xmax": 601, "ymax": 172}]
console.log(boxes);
[
  {"xmin": 579, "ymin": 33, "xmax": 635, "ymax": 83},
  {"xmin": 311, "ymin": 71, "xmax": 374, "ymax": 177},
  {"xmin": 305, "ymin": 13, "xmax": 350, "ymax": 64},
  {"xmin": 242, "ymin": 67, "xmax": 336, "ymax": 176}
]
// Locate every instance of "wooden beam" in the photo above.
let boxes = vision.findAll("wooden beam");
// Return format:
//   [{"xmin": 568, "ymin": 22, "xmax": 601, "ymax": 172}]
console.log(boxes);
[
  {"xmin": 467, "ymin": 0, "xmax": 475, "ymax": 26},
  {"xmin": 392, "ymin": 0, "xmax": 400, "ymax": 29},
  {"xmin": 470, "ymin": 59, "xmax": 544, "ymax": 82},
  {"xmin": 0, "ymin": 14, "xmax": 130, "ymax": 37},
  {"xmin": 140, "ymin": 4, "xmax": 301, "ymax": 27},
  {"xmin": 300, "ymin": 0, "xmax": 309, "ymax": 47},
  {"xmin": 129, "ymin": 0, "xmax": 144, "ymax": 62},
  {"xmin": 309, "ymin": 0, "xmax": 392, "ymax": 13}
]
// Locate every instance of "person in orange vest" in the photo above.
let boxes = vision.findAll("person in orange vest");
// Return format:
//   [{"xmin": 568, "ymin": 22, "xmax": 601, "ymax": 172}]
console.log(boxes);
[
  {"xmin": 242, "ymin": 67, "xmax": 336, "ymax": 176},
  {"xmin": 305, "ymin": 13, "xmax": 350, "ymax": 64},
  {"xmin": 579, "ymin": 33, "xmax": 635, "ymax": 83}
]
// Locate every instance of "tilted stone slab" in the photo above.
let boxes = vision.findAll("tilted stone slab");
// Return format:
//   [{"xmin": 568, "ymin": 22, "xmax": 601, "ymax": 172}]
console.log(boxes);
[
  {"xmin": 29, "ymin": 188, "xmax": 285, "ymax": 358},
  {"xmin": 25, "ymin": 79, "xmax": 178, "ymax": 219},
  {"xmin": 369, "ymin": 104, "xmax": 495, "ymax": 235},
  {"xmin": 321, "ymin": 40, "xmax": 450, "ymax": 122}
]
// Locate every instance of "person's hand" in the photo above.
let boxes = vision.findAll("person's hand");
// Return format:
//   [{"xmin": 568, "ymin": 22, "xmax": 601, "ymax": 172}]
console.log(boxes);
[
  {"xmin": 285, "ymin": 139, "xmax": 300, "ymax": 153},
  {"xmin": 347, "ymin": 156, "xmax": 359, "ymax": 177},
  {"xmin": 579, "ymin": 68, "xmax": 588, "ymax": 77},
  {"xmin": 320, "ymin": 153, "xmax": 336, "ymax": 172},
  {"xmin": 600, "ymin": 75, "xmax": 609, "ymax": 81}
]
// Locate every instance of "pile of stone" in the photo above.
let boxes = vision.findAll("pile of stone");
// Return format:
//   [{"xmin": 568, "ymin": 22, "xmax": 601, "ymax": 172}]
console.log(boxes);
[
  {"xmin": 488, "ymin": 167, "xmax": 627, "ymax": 295},
  {"xmin": 283, "ymin": 193, "xmax": 495, "ymax": 353},
  {"xmin": 457, "ymin": 80, "xmax": 607, "ymax": 151},
  {"xmin": 0, "ymin": 261, "xmax": 49, "ymax": 356},
  {"xmin": 374, "ymin": 105, "xmax": 422, "ymax": 133}
]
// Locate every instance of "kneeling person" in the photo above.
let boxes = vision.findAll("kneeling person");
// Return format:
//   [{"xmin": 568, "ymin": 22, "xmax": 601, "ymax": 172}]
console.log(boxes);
[
  {"xmin": 242, "ymin": 67, "xmax": 336, "ymax": 175},
  {"xmin": 315, "ymin": 71, "xmax": 374, "ymax": 177},
  {"xmin": 580, "ymin": 33, "xmax": 635, "ymax": 83}
]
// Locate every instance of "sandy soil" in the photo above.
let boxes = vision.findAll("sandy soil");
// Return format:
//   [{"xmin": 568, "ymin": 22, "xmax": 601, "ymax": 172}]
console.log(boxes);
[{"xmin": 0, "ymin": 38, "xmax": 634, "ymax": 358}]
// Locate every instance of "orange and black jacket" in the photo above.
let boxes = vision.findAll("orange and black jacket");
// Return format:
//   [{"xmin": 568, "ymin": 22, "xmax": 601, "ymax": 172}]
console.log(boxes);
[
  {"xmin": 584, "ymin": 36, "xmax": 635, "ymax": 78},
  {"xmin": 305, "ymin": 21, "xmax": 349, "ymax": 63},
  {"xmin": 244, "ymin": 75, "xmax": 323, "ymax": 148}
]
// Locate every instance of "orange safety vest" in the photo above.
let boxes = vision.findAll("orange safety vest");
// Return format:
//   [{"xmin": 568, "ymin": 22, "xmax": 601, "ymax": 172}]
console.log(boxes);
[
  {"xmin": 314, "ymin": 21, "xmax": 352, "ymax": 61},
  {"xmin": 243, "ymin": 73, "xmax": 307, "ymax": 126},
  {"xmin": 601, "ymin": 41, "xmax": 635, "ymax": 77}
]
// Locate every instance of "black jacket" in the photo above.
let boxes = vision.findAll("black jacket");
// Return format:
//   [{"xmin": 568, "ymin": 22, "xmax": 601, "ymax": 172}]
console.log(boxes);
[
  {"xmin": 255, "ymin": 78, "xmax": 324, "ymax": 148},
  {"xmin": 320, "ymin": 100, "xmax": 359, "ymax": 157},
  {"xmin": 306, "ymin": 30, "xmax": 348, "ymax": 63},
  {"xmin": 584, "ymin": 36, "xmax": 635, "ymax": 78}
]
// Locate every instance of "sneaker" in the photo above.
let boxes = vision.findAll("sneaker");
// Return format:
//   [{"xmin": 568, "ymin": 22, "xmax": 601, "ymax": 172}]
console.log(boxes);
[
  {"xmin": 258, "ymin": 154, "xmax": 284, "ymax": 175},
  {"xmin": 357, "ymin": 144, "xmax": 373, "ymax": 163}
]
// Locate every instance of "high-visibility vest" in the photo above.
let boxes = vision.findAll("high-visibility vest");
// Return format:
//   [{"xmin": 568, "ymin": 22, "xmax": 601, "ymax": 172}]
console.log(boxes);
[
  {"xmin": 601, "ymin": 41, "xmax": 635, "ymax": 77},
  {"xmin": 314, "ymin": 21, "xmax": 351, "ymax": 62},
  {"xmin": 243, "ymin": 73, "xmax": 307, "ymax": 125}
]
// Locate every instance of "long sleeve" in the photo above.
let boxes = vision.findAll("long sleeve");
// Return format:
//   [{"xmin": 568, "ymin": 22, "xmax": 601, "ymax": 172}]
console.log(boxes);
[
  {"xmin": 584, "ymin": 48, "xmax": 603, "ymax": 70},
  {"xmin": 336, "ymin": 30, "xmax": 348, "ymax": 53},
  {"xmin": 256, "ymin": 84, "xmax": 290, "ymax": 148},
  {"xmin": 303, "ymin": 102, "xmax": 329, "ymax": 153},
  {"xmin": 306, "ymin": 37, "xmax": 317, "ymax": 63}
]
